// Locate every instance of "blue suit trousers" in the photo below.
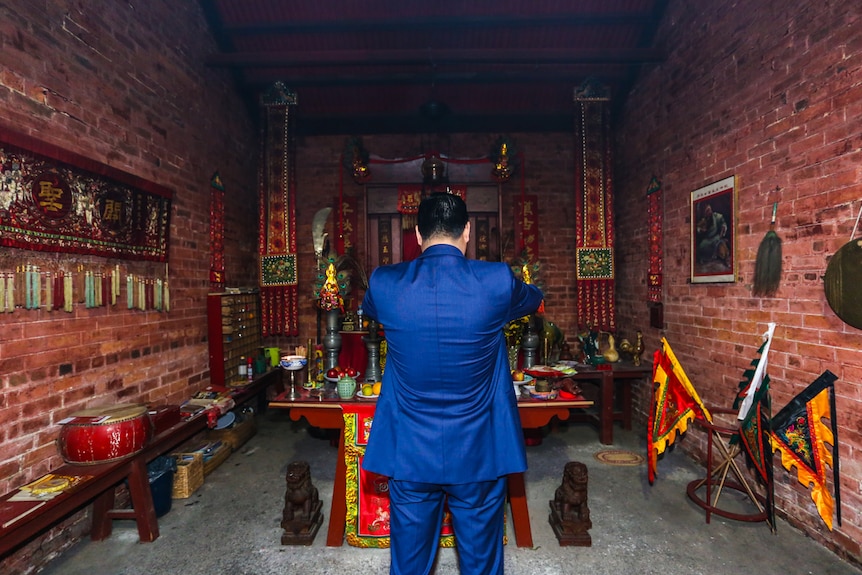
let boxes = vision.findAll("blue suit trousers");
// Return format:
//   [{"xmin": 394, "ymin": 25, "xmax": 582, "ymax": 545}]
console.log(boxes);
[{"xmin": 388, "ymin": 476, "xmax": 507, "ymax": 575}]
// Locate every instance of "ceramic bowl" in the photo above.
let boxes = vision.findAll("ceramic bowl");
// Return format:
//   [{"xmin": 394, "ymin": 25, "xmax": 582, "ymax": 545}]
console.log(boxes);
[{"xmin": 279, "ymin": 355, "xmax": 308, "ymax": 370}]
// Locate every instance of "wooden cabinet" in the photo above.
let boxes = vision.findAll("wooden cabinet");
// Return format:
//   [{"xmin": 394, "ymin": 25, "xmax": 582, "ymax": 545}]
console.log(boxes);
[{"xmin": 207, "ymin": 290, "xmax": 262, "ymax": 387}]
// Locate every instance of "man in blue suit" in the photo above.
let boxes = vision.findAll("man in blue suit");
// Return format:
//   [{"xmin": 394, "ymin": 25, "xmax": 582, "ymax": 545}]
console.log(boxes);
[{"xmin": 362, "ymin": 192, "xmax": 544, "ymax": 575}]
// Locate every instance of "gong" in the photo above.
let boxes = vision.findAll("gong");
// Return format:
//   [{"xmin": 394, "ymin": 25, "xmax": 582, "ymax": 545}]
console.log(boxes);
[{"xmin": 824, "ymin": 237, "xmax": 862, "ymax": 329}]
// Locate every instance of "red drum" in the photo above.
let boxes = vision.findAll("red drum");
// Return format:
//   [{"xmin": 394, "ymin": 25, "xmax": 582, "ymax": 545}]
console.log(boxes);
[{"xmin": 57, "ymin": 404, "xmax": 153, "ymax": 465}]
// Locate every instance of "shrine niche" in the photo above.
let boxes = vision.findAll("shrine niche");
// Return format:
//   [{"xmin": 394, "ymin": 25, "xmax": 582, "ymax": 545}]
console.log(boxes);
[
  {"xmin": 333, "ymin": 138, "xmax": 519, "ymax": 291},
  {"xmin": 365, "ymin": 183, "xmax": 501, "ymax": 270}
]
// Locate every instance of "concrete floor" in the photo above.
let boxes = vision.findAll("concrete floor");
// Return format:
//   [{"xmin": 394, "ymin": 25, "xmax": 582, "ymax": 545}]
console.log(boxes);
[{"xmin": 40, "ymin": 409, "xmax": 861, "ymax": 575}]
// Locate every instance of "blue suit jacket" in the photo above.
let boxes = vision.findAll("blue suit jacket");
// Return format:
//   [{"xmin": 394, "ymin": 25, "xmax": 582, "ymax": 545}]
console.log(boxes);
[{"xmin": 361, "ymin": 244, "xmax": 544, "ymax": 484}]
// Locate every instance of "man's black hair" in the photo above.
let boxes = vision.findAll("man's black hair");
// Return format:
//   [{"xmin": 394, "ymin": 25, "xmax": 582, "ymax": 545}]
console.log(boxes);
[{"xmin": 417, "ymin": 192, "xmax": 468, "ymax": 240}]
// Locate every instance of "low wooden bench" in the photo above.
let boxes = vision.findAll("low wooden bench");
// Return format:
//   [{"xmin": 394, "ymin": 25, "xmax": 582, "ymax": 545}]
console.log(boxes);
[{"xmin": 0, "ymin": 369, "xmax": 281, "ymax": 558}]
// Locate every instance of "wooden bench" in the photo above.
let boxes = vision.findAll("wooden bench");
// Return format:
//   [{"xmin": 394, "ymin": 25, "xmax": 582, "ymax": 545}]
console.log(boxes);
[{"xmin": 0, "ymin": 369, "xmax": 281, "ymax": 558}]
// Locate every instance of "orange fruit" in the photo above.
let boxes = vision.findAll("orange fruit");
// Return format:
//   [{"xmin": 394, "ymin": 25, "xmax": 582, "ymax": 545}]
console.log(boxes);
[{"xmin": 372, "ymin": 382, "xmax": 382, "ymax": 395}]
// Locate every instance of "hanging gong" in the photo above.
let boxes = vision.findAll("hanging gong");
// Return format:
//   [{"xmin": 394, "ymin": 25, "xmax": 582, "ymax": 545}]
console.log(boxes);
[{"xmin": 824, "ymin": 237, "xmax": 862, "ymax": 329}]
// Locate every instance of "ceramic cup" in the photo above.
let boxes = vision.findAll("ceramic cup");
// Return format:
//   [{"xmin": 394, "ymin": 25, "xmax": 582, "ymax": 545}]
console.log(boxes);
[{"xmin": 337, "ymin": 376, "xmax": 357, "ymax": 399}]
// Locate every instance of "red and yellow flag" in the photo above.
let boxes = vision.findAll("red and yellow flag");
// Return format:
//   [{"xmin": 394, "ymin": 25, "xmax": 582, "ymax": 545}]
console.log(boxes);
[{"xmin": 648, "ymin": 338, "xmax": 711, "ymax": 483}]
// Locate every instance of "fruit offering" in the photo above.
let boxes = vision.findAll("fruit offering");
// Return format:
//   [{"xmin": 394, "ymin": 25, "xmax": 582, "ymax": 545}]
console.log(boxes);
[{"xmin": 326, "ymin": 365, "xmax": 360, "ymax": 380}]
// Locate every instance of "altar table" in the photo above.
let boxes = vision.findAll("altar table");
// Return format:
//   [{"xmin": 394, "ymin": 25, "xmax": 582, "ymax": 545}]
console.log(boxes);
[
  {"xmin": 269, "ymin": 391, "xmax": 593, "ymax": 548},
  {"xmin": 561, "ymin": 360, "xmax": 653, "ymax": 445}
]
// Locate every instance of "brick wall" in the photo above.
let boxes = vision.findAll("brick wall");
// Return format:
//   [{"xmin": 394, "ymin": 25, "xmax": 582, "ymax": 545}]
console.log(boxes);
[
  {"xmin": 615, "ymin": 0, "xmax": 862, "ymax": 563},
  {"xmin": 0, "ymin": 1, "xmax": 257, "ymax": 572}
]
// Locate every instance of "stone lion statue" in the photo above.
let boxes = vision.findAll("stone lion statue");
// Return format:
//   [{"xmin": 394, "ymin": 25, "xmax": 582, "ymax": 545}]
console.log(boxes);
[
  {"xmin": 281, "ymin": 460, "xmax": 320, "ymax": 531},
  {"xmin": 553, "ymin": 461, "xmax": 591, "ymax": 529}
]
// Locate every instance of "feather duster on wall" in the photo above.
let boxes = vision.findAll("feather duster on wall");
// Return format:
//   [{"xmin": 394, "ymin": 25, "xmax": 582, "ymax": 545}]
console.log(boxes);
[{"xmin": 753, "ymin": 202, "xmax": 782, "ymax": 297}]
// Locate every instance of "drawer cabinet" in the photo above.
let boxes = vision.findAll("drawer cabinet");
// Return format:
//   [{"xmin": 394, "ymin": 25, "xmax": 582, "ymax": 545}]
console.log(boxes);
[{"xmin": 207, "ymin": 290, "xmax": 262, "ymax": 387}]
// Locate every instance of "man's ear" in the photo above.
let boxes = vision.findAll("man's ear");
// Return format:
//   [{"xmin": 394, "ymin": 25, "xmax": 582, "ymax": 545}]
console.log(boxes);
[
  {"xmin": 462, "ymin": 220, "xmax": 471, "ymax": 244},
  {"xmin": 415, "ymin": 225, "xmax": 423, "ymax": 246}
]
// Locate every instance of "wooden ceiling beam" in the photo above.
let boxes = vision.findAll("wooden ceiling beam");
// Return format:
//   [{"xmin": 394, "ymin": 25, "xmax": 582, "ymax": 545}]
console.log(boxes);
[
  {"xmin": 207, "ymin": 48, "xmax": 664, "ymax": 68},
  {"xmin": 219, "ymin": 12, "xmax": 662, "ymax": 35},
  {"xmin": 241, "ymin": 69, "xmax": 629, "ymax": 88}
]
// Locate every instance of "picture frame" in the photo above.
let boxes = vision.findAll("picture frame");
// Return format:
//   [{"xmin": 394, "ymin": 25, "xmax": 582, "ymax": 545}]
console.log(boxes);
[{"xmin": 691, "ymin": 175, "xmax": 737, "ymax": 283}]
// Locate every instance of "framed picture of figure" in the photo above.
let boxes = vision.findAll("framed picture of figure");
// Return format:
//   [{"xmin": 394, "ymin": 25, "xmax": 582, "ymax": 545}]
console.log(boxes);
[{"xmin": 691, "ymin": 175, "xmax": 737, "ymax": 283}]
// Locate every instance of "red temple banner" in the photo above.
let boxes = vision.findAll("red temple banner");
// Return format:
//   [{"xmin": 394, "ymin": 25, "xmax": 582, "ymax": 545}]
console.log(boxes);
[
  {"xmin": 515, "ymin": 194, "xmax": 539, "ymax": 262},
  {"xmin": 209, "ymin": 172, "xmax": 225, "ymax": 290},
  {"xmin": 0, "ymin": 130, "xmax": 172, "ymax": 262},
  {"xmin": 574, "ymin": 82, "xmax": 616, "ymax": 331},
  {"xmin": 647, "ymin": 176, "xmax": 663, "ymax": 303},
  {"xmin": 339, "ymin": 195, "xmax": 358, "ymax": 255},
  {"xmin": 258, "ymin": 82, "xmax": 299, "ymax": 336}
]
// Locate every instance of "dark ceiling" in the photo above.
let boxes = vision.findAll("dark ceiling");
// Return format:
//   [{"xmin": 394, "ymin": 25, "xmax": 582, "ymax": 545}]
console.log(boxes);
[{"xmin": 201, "ymin": 0, "xmax": 668, "ymax": 136}]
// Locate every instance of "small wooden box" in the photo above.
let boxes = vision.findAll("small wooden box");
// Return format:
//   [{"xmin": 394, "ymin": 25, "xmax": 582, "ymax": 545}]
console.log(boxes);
[{"xmin": 171, "ymin": 452, "xmax": 204, "ymax": 499}]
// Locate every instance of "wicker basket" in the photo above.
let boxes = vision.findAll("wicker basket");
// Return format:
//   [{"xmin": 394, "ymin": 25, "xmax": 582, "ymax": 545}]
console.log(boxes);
[
  {"xmin": 206, "ymin": 414, "xmax": 256, "ymax": 451},
  {"xmin": 172, "ymin": 452, "xmax": 204, "ymax": 498},
  {"xmin": 202, "ymin": 441, "xmax": 232, "ymax": 476}
]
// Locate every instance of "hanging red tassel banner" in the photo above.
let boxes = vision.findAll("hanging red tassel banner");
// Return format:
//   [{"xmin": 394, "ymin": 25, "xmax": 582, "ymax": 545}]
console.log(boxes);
[
  {"xmin": 574, "ymin": 81, "xmax": 616, "ymax": 332},
  {"xmin": 647, "ymin": 176, "xmax": 663, "ymax": 303},
  {"xmin": 258, "ymin": 82, "xmax": 299, "ymax": 337}
]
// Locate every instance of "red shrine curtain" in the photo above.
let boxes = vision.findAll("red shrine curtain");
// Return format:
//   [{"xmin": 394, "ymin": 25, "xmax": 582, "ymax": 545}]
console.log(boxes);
[
  {"xmin": 574, "ymin": 82, "xmax": 616, "ymax": 332},
  {"xmin": 258, "ymin": 83, "xmax": 299, "ymax": 336}
]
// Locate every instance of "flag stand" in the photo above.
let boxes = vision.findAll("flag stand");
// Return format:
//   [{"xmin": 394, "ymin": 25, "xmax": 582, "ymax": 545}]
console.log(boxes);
[{"xmin": 685, "ymin": 407, "xmax": 772, "ymax": 528}]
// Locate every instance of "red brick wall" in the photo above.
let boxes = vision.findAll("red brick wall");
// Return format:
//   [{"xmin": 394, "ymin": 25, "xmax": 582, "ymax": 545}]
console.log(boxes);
[
  {"xmin": 615, "ymin": 0, "xmax": 862, "ymax": 563},
  {"xmin": 0, "ymin": 1, "xmax": 257, "ymax": 572}
]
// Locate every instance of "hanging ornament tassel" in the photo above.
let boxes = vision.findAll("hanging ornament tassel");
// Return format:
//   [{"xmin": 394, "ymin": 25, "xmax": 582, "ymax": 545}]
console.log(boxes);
[
  {"xmin": 0, "ymin": 272, "xmax": 6, "ymax": 313},
  {"xmin": 8, "ymin": 271, "xmax": 16, "ymax": 311},
  {"xmin": 163, "ymin": 264, "xmax": 170, "ymax": 313},
  {"xmin": 112, "ymin": 265, "xmax": 120, "ymax": 306},
  {"xmin": 753, "ymin": 202, "xmax": 782, "ymax": 297},
  {"xmin": 25, "ymin": 265, "xmax": 33, "ymax": 310},
  {"xmin": 76, "ymin": 265, "xmax": 85, "ymax": 303},
  {"xmin": 14, "ymin": 266, "xmax": 23, "ymax": 308},
  {"xmin": 64, "ymin": 272, "xmax": 74, "ymax": 312},
  {"xmin": 32, "ymin": 266, "xmax": 41, "ymax": 310},
  {"xmin": 45, "ymin": 271, "xmax": 53, "ymax": 312},
  {"xmin": 55, "ymin": 271, "xmax": 64, "ymax": 311}
]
